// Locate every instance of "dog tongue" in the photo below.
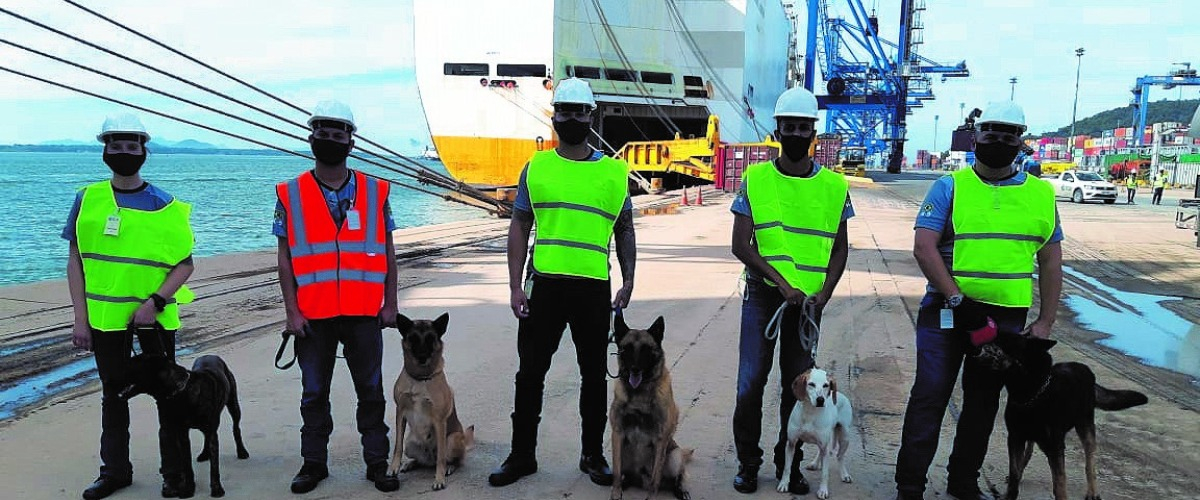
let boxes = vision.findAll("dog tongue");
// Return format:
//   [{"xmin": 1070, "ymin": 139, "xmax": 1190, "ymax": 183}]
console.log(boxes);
[{"xmin": 628, "ymin": 372, "xmax": 643, "ymax": 389}]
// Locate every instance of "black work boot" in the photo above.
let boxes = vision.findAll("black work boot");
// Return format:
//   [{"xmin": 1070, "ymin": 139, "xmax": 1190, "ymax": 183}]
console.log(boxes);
[
  {"xmin": 579, "ymin": 454, "xmax": 614, "ymax": 486},
  {"xmin": 365, "ymin": 462, "xmax": 399, "ymax": 492},
  {"xmin": 488, "ymin": 452, "xmax": 538, "ymax": 487},
  {"xmin": 289, "ymin": 462, "xmax": 329, "ymax": 494},
  {"xmin": 733, "ymin": 464, "xmax": 758, "ymax": 494},
  {"xmin": 82, "ymin": 475, "xmax": 133, "ymax": 500}
]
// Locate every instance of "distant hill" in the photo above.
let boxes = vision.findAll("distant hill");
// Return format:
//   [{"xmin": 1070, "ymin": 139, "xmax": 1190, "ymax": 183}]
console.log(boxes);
[
  {"xmin": 168, "ymin": 139, "xmax": 219, "ymax": 149},
  {"xmin": 39, "ymin": 139, "xmax": 92, "ymax": 146},
  {"xmin": 1031, "ymin": 98, "xmax": 1199, "ymax": 138}
]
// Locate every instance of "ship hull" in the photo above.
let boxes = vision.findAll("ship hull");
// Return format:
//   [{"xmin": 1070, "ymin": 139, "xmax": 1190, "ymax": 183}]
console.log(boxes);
[{"xmin": 415, "ymin": 0, "xmax": 793, "ymax": 188}]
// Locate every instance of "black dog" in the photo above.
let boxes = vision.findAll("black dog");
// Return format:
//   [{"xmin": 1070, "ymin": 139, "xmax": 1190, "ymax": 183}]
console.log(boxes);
[
  {"xmin": 121, "ymin": 354, "xmax": 249, "ymax": 498},
  {"xmin": 975, "ymin": 333, "xmax": 1148, "ymax": 500}
]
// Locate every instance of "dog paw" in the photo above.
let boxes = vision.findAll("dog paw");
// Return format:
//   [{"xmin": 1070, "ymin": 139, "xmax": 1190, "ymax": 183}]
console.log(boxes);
[
  {"xmin": 211, "ymin": 485, "xmax": 226, "ymax": 498},
  {"xmin": 841, "ymin": 472, "xmax": 852, "ymax": 483},
  {"xmin": 399, "ymin": 459, "xmax": 419, "ymax": 472},
  {"xmin": 447, "ymin": 463, "xmax": 460, "ymax": 476},
  {"xmin": 673, "ymin": 489, "xmax": 690, "ymax": 500},
  {"xmin": 816, "ymin": 485, "xmax": 830, "ymax": 499},
  {"xmin": 610, "ymin": 491, "xmax": 623, "ymax": 500},
  {"xmin": 432, "ymin": 479, "xmax": 446, "ymax": 491},
  {"xmin": 777, "ymin": 480, "xmax": 791, "ymax": 493},
  {"xmin": 805, "ymin": 461, "xmax": 820, "ymax": 471}
]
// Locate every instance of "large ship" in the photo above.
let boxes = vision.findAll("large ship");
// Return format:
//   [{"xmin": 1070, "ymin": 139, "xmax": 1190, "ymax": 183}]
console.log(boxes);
[{"xmin": 413, "ymin": 0, "xmax": 797, "ymax": 188}]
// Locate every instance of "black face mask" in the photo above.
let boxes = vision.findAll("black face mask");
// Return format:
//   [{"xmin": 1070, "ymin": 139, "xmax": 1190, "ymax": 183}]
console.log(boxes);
[
  {"xmin": 311, "ymin": 138, "xmax": 352, "ymax": 165},
  {"xmin": 553, "ymin": 119, "xmax": 591, "ymax": 145},
  {"xmin": 974, "ymin": 142, "xmax": 1020, "ymax": 171},
  {"xmin": 103, "ymin": 152, "xmax": 146, "ymax": 177},
  {"xmin": 777, "ymin": 133, "xmax": 814, "ymax": 161}
]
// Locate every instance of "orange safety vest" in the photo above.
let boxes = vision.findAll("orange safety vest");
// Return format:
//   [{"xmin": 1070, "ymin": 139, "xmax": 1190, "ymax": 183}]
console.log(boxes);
[{"xmin": 277, "ymin": 171, "xmax": 390, "ymax": 319}]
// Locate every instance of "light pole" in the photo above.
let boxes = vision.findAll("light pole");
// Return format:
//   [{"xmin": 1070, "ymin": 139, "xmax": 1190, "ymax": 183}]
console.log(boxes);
[
  {"xmin": 934, "ymin": 114, "xmax": 939, "ymax": 154},
  {"xmin": 1009, "ymin": 77, "xmax": 1018, "ymax": 100},
  {"xmin": 1069, "ymin": 47, "xmax": 1085, "ymax": 159}
]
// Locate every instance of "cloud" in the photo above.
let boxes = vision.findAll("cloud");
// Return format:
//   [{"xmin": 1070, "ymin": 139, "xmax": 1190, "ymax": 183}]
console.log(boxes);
[{"xmin": 0, "ymin": 0, "xmax": 423, "ymax": 146}]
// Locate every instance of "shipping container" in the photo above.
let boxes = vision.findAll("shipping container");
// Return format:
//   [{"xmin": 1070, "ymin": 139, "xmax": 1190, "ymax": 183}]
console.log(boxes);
[{"xmin": 714, "ymin": 144, "xmax": 779, "ymax": 192}]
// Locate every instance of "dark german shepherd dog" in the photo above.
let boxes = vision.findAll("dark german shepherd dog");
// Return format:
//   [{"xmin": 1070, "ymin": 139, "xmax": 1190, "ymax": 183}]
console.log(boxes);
[
  {"xmin": 609, "ymin": 315, "xmax": 692, "ymax": 500},
  {"xmin": 975, "ymin": 333, "xmax": 1148, "ymax": 500},
  {"xmin": 120, "ymin": 354, "xmax": 249, "ymax": 498}
]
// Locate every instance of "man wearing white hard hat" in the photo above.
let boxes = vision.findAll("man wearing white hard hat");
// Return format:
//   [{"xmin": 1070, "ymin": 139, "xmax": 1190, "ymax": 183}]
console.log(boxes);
[
  {"xmin": 65, "ymin": 113, "xmax": 196, "ymax": 499},
  {"xmin": 273, "ymin": 100, "xmax": 400, "ymax": 493},
  {"xmin": 895, "ymin": 101, "xmax": 1063, "ymax": 500},
  {"xmin": 489, "ymin": 77, "xmax": 634, "ymax": 488},
  {"xmin": 728, "ymin": 86, "xmax": 853, "ymax": 494}
]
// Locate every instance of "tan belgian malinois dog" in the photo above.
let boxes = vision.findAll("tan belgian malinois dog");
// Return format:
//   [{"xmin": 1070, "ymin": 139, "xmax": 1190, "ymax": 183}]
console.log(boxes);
[
  {"xmin": 387, "ymin": 313, "xmax": 474, "ymax": 491},
  {"xmin": 609, "ymin": 315, "xmax": 692, "ymax": 500}
]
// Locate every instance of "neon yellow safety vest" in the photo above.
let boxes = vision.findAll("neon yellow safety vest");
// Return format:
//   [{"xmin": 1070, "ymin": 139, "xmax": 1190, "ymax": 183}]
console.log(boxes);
[
  {"xmin": 1126, "ymin": 176, "xmax": 1136, "ymax": 188},
  {"xmin": 950, "ymin": 169, "xmax": 1055, "ymax": 308},
  {"xmin": 75, "ymin": 181, "xmax": 195, "ymax": 331},
  {"xmin": 745, "ymin": 162, "xmax": 848, "ymax": 295},
  {"xmin": 526, "ymin": 150, "xmax": 628, "ymax": 280},
  {"xmin": 1155, "ymin": 176, "xmax": 1168, "ymax": 188}
]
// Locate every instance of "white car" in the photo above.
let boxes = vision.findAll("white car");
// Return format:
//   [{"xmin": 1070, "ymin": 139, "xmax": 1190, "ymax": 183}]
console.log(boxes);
[{"xmin": 1045, "ymin": 170, "xmax": 1118, "ymax": 204}]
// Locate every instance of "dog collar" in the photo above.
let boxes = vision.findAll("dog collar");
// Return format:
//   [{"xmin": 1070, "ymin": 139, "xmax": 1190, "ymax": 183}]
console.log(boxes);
[
  {"xmin": 409, "ymin": 368, "xmax": 442, "ymax": 382},
  {"xmin": 1016, "ymin": 373, "xmax": 1052, "ymax": 407},
  {"xmin": 163, "ymin": 371, "xmax": 191, "ymax": 400}
]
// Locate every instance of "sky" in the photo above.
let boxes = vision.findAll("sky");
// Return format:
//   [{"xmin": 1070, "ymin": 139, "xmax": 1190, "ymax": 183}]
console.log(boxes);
[{"xmin": 1, "ymin": 0, "xmax": 1198, "ymax": 154}]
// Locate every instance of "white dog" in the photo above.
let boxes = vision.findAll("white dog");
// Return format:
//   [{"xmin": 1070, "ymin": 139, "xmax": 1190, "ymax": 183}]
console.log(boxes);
[{"xmin": 778, "ymin": 368, "xmax": 853, "ymax": 499}]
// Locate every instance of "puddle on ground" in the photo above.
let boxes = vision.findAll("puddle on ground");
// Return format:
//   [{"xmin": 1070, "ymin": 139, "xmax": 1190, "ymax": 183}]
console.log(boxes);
[
  {"xmin": 1062, "ymin": 265, "xmax": 1200, "ymax": 381},
  {"xmin": 0, "ymin": 345, "xmax": 196, "ymax": 422}
]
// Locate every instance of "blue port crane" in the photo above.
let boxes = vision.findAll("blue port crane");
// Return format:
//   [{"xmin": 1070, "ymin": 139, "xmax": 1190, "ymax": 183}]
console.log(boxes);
[
  {"xmin": 1130, "ymin": 64, "xmax": 1200, "ymax": 146},
  {"xmin": 802, "ymin": 0, "xmax": 968, "ymax": 172}
]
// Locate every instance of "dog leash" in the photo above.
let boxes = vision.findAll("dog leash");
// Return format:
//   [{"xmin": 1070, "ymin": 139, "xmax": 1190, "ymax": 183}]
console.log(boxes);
[
  {"xmin": 275, "ymin": 323, "xmax": 349, "ymax": 370},
  {"xmin": 763, "ymin": 299, "xmax": 821, "ymax": 360},
  {"xmin": 606, "ymin": 306, "xmax": 623, "ymax": 379}
]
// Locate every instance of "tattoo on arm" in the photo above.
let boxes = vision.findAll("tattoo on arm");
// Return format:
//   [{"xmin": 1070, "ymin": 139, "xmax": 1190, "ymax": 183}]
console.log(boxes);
[{"xmin": 614, "ymin": 210, "xmax": 636, "ymax": 283}]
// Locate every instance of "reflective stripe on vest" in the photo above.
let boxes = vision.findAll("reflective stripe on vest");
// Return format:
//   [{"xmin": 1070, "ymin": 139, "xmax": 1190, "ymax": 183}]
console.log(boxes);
[
  {"xmin": 277, "ymin": 170, "xmax": 390, "ymax": 319},
  {"xmin": 75, "ymin": 181, "xmax": 194, "ymax": 331},
  {"xmin": 526, "ymin": 150, "xmax": 628, "ymax": 280},
  {"xmin": 950, "ymin": 169, "xmax": 1056, "ymax": 307},
  {"xmin": 745, "ymin": 162, "xmax": 848, "ymax": 295}
]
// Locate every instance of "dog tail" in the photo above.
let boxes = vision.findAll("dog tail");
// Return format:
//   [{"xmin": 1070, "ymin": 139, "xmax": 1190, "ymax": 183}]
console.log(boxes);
[
  {"xmin": 1094, "ymin": 385, "xmax": 1148, "ymax": 411},
  {"xmin": 464, "ymin": 425, "xmax": 476, "ymax": 450}
]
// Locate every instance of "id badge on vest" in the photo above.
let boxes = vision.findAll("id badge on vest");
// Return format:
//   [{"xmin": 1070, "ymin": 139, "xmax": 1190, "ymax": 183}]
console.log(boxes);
[
  {"xmin": 104, "ymin": 214, "xmax": 121, "ymax": 236},
  {"xmin": 346, "ymin": 209, "xmax": 361, "ymax": 231}
]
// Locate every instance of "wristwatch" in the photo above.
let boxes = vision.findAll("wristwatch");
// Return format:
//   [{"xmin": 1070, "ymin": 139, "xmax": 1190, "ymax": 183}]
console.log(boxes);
[
  {"xmin": 149, "ymin": 293, "xmax": 167, "ymax": 312},
  {"xmin": 946, "ymin": 293, "xmax": 964, "ymax": 308}
]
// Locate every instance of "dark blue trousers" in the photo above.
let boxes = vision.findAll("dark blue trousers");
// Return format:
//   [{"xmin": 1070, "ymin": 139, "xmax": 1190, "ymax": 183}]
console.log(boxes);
[
  {"xmin": 295, "ymin": 316, "xmax": 389, "ymax": 467},
  {"xmin": 894, "ymin": 293, "xmax": 1028, "ymax": 494}
]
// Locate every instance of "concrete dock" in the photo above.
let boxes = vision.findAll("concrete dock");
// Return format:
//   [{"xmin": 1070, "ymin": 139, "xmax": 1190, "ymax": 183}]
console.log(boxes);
[{"xmin": 0, "ymin": 174, "xmax": 1196, "ymax": 499}]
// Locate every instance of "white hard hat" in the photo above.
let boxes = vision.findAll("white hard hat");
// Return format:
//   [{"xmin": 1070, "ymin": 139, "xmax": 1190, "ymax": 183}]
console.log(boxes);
[
  {"xmin": 96, "ymin": 113, "xmax": 150, "ymax": 143},
  {"xmin": 308, "ymin": 100, "xmax": 357, "ymax": 132},
  {"xmin": 551, "ymin": 78, "xmax": 596, "ymax": 109},
  {"xmin": 1188, "ymin": 103, "xmax": 1199, "ymax": 138},
  {"xmin": 977, "ymin": 101, "xmax": 1026, "ymax": 131},
  {"xmin": 773, "ymin": 87, "xmax": 819, "ymax": 120}
]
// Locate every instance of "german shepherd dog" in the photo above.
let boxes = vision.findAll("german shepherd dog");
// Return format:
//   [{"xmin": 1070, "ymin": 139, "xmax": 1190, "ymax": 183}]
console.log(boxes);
[
  {"xmin": 119, "ymin": 354, "xmax": 249, "ymax": 498},
  {"xmin": 609, "ymin": 315, "xmax": 692, "ymax": 500},
  {"xmin": 387, "ymin": 313, "xmax": 474, "ymax": 491},
  {"xmin": 975, "ymin": 333, "xmax": 1148, "ymax": 500}
]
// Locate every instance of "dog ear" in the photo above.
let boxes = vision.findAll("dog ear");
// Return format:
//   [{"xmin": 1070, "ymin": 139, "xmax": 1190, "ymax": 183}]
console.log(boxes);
[
  {"xmin": 433, "ymin": 313, "xmax": 450, "ymax": 338},
  {"xmin": 613, "ymin": 313, "xmax": 629, "ymax": 343},
  {"xmin": 829, "ymin": 376, "xmax": 838, "ymax": 405},
  {"xmin": 396, "ymin": 314, "xmax": 413, "ymax": 338},
  {"xmin": 168, "ymin": 364, "xmax": 189, "ymax": 393},
  {"xmin": 791, "ymin": 371, "xmax": 809, "ymax": 401},
  {"xmin": 648, "ymin": 316, "xmax": 665, "ymax": 345}
]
